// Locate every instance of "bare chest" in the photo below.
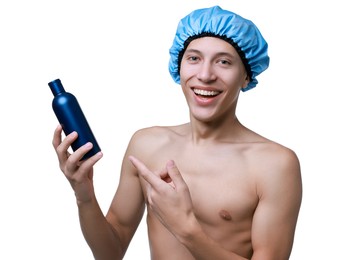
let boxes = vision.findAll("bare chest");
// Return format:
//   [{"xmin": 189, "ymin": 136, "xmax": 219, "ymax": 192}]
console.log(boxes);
[
  {"xmin": 143, "ymin": 139, "xmax": 259, "ymax": 258},
  {"xmin": 181, "ymin": 160, "xmax": 258, "ymax": 226},
  {"xmin": 155, "ymin": 141, "xmax": 258, "ymax": 224},
  {"xmin": 145, "ymin": 155, "xmax": 258, "ymax": 258}
]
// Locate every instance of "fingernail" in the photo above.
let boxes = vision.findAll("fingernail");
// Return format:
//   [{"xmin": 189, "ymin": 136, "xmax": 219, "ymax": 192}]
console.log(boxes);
[{"xmin": 167, "ymin": 160, "xmax": 175, "ymax": 167}]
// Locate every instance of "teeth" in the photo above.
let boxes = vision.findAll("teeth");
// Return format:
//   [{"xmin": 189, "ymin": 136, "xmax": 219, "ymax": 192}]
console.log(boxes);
[{"xmin": 193, "ymin": 88, "xmax": 220, "ymax": 96}]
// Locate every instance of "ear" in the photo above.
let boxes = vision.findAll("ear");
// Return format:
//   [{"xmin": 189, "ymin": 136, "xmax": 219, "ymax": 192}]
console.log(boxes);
[{"xmin": 241, "ymin": 76, "xmax": 250, "ymax": 90}]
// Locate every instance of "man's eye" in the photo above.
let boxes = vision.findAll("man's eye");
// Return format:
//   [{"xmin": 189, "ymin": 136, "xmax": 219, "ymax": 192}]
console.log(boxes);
[
  {"xmin": 219, "ymin": 59, "xmax": 230, "ymax": 65},
  {"xmin": 188, "ymin": 56, "xmax": 199, "ymax": 61}
]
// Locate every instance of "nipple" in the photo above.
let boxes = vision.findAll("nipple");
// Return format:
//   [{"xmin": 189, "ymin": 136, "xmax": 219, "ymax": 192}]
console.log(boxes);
[{"xmin": 219, "ymin": 210, "xmax": 232, "ymax": 221}]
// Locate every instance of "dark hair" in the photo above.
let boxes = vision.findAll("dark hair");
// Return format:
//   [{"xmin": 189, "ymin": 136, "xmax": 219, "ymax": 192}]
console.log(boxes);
[{"xmin": 177, "ymin": 32, "xmax": 252, "ymax": 80}]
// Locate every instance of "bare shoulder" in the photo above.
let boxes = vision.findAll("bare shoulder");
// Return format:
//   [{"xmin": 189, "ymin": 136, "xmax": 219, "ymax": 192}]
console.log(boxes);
[
  {"xmin": 242, "ymin": 128, "xmax": 300, "ymax": 171},
  {"xmin": 259, "ymin": 140, "xmax": 300, "ymax": 170},
  {"xmin": 127, "ymin": 124, "xmax": 187, "ymax": 159},
  {"xmin": 249, "ymin": 138, "xmax": 302, "ymax": 198},
  {"xmin": 130, "ymin": 124, "xmax": 185, "ymax": 144}
]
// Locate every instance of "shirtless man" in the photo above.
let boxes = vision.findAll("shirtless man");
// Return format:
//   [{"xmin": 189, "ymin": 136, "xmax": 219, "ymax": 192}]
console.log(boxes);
[{"xmin": 53, "ymin": 6, "xmax": 302, "ymax": 260}]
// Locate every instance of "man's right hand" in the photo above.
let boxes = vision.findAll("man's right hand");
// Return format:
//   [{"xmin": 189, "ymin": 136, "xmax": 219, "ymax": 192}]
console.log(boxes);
[{"xmin": 52, "ymin": 125, "xmax": 103, "ymax": 205}]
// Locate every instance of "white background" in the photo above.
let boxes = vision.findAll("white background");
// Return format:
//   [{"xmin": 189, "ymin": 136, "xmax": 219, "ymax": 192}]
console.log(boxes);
[{"xmin": 1, "ymin": 0, "xmax": 363, "ymax": 259}]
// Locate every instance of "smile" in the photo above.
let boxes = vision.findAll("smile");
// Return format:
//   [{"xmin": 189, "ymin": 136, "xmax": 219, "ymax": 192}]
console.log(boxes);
[{"xmin": 192, "ymin": 88, "xmax": 221, "ymax": 97}]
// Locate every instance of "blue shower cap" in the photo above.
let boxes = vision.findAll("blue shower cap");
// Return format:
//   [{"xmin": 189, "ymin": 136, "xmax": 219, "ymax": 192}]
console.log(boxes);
[{"xmin": 169, "ymin": 5, "xmax": 269, "ymax": 91}]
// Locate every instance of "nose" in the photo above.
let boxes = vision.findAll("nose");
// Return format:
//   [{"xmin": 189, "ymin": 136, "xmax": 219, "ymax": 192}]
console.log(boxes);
[{"xmin": 197, "ymin": 62, "xmax": 217, "ymax": 82}]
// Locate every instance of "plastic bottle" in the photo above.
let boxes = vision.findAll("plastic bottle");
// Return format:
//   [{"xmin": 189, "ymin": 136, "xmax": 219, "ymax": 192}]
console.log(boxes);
[{"xmin": 49, "ymin": 78, "xmax": 101, "ymax": 160}]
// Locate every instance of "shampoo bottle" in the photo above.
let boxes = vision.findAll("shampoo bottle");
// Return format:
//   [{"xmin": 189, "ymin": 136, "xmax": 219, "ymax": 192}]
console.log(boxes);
[{"xmin": 49, "ymin": 78, "xmax": 101, "ymax": 160}]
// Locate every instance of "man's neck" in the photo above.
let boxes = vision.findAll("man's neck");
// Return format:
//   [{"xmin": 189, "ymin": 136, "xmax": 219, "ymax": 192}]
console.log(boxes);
[{"xmin": 188, "ymin": 115, "xmax": 243, "ymax": 145}]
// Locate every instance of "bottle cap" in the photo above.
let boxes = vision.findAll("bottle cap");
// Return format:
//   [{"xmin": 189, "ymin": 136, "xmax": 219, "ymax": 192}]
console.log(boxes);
[{"xmin": 49, "ymin": 79, "xmax": 65, "ymax": 96}]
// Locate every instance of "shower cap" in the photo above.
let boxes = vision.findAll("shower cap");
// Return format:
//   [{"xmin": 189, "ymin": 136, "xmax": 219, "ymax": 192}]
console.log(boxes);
[{"xmin": 168, "ymin": 5, "xmax": 269, "ymax": 91}]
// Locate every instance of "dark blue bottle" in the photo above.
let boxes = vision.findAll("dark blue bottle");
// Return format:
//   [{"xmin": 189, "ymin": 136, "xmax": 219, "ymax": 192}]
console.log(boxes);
[{"xmin": 49, "ymin": 78, "xmax": 101, "ymax": 160}]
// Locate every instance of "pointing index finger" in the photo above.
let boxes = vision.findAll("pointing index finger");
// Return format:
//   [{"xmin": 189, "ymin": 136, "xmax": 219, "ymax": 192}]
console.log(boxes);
[{"xmin": 128, "ymin": 156, "xmax": 161, "ymax": 187}]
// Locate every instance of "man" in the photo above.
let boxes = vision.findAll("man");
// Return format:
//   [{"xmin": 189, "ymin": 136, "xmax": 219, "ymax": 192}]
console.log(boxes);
[{"xmin": 53, "ymin": 6, "xmax": 302, "ymax": 260}]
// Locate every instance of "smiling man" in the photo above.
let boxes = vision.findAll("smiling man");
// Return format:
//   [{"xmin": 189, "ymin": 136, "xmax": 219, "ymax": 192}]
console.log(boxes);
[{"xmin": 53, "ymin": 6, "xmax": 302, "ymax": 260}]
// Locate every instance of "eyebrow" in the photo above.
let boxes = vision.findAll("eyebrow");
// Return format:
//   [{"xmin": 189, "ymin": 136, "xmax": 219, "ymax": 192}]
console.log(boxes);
[
  {"xmin": 184, "ymin": 49, "xmax": 236, "ymax": 59},
  {"xmin": 184, "ymin": 48, "xmax": 201, "ymax": 55}
]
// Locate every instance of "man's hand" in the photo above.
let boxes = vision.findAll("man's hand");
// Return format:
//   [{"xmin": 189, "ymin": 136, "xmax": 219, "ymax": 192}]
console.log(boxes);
[
  {"xmin": 128, "ymin": 156, "xmax": 196, "ymax": 237},
  {"xmin": 52, "ymin": 125, "xmax": 103, "ymax": 204}
]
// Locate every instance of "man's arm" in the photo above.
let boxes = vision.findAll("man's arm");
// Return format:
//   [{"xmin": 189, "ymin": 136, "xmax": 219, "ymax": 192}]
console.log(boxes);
[
  {"xmin": 105, "ymin": 151, "xmax": 146, "ymax": 258},
  {"xmin": 52, "ymin": 125, "xmax": 145, "ymax": 260},
  {"xmin": 250, "ymin": 147, "xmax": 302, "ymax": 260},
  {"xmin": 77, "ymin": 153, "xmax": 145, "ymax": 260}
]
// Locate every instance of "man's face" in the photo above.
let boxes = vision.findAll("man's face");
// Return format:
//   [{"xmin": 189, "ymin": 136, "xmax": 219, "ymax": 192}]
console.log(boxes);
[{"xmin": 179, "ymin": 37, "xmax": 249, "ymax": 122}]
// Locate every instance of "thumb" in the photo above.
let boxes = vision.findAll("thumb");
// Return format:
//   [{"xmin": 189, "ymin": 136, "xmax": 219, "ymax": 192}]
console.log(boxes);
[{"xmin": 166, "ymin": 160, "xmax": 186, "ymax": 189}]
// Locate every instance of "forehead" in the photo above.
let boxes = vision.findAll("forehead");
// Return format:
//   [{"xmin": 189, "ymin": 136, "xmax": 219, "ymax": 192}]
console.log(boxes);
[{"xmin": 185, "ymin": 37, "xmax": 239, "ymax": 56}]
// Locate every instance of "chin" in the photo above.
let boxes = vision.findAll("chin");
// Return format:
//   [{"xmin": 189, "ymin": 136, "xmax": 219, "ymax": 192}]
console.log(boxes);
[{"xmin": 190, "ymin": 109, "xmax": 218, "ymax": 123}]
